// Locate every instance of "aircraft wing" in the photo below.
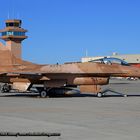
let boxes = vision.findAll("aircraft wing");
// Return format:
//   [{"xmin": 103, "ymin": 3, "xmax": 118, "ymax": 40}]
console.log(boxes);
[{"xmin": 3, "ymin": 71, "xmax": 127, "ymax": 78}]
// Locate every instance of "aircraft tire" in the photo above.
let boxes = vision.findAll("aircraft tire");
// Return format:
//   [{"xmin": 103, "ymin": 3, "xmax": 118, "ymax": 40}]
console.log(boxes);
[
  {"xmin": 97, "ymin": 92, "xmax": 102, "ymax": 98},
  {"xmin": 0, "ymin": 84, "xmax": 11, "ymax": 93},
  {"xmin": 40, "ymin": 90, "xmax": 48, "ymax": 98},
  {"xmin": 0, "ymin": 85, "xmax": 4, "ymax": 93},
  {"xmin": 124, "ymin": 94, "xmax": 127, "ymax": 97}
]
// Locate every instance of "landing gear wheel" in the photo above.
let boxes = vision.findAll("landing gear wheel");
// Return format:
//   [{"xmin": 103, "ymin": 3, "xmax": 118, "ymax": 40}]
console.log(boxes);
[
  {"xmin": 40, "ymin": 90, "xmax": 48, "ymax": 98},
  {"xmin": 97, "ymin": 92, "xmax": 102, "ymax": 98},
  {"xmin": 123, "ymin": 94, "xmax": 127, "ymax": 97},
  {"xmin": 0, "ymin": 84, "xmax": 11, "ymax": 93}
]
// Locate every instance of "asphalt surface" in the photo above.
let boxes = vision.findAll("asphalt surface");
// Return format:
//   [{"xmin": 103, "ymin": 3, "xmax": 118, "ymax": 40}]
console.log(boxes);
[{"xmin": 0, "ymin": 79, "xmax": 140, "ymax": 140}]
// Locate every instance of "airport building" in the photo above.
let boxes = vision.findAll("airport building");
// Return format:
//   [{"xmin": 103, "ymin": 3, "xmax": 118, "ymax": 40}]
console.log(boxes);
[{"xmin": 81, "ymin": 52, "xmax": 140, "ymax": 66}]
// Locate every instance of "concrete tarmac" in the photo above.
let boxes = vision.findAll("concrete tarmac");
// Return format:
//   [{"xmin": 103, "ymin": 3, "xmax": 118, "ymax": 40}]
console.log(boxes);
[{"xmin": 0, "ymin": 79, "xmax": 140, "ymax": 140}]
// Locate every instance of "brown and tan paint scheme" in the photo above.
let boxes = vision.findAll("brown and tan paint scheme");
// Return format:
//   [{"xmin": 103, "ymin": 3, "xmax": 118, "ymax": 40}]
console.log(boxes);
[{"xmin": 0, "ymin": 19, "xmax": 140, "ymax": 97}]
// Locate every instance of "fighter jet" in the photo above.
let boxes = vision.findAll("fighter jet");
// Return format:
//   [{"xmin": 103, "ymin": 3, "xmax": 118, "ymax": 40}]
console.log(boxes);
[
  {"xmin": 0, "ymin": 19, "xmax": 140, "ymax": 97},
  {"xmin": 0, "ymin": 51, "xmax": 140, "ymax": 97}
]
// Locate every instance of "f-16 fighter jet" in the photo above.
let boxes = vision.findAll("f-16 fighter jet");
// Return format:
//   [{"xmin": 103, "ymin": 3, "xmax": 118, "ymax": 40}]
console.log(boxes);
[
  {"xmin": 0, "ymin": 51, "xmax": 140, "ymax": 97},
  {"xmin": 0, "ymin": 19, "xmax": 140, "ymax": 97}
]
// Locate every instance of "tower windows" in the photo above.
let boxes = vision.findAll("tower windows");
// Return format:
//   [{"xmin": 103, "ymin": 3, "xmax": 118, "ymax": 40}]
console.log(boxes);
[
  {"xmin": 6, "ymin": 23, "xmax": 20, "ymax": 27},
  {"xmin": 2, "ymin": 31, "xmax": 25, "ymax": 36}
]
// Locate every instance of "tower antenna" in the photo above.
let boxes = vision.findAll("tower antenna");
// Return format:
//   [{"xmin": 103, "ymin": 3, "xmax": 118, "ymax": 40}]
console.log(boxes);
[
  {"xmin": 11, "ymin": 0, "xmax": 15, "ymax": 19},
  {"xmin": 7, "ymin": 12, "xmax": 10, "ymax": 19},
  {"xmin": 85, "ymin": 49, "xmax": 88, "ymax": 57},
  {"xmin": 17, "ymin": 13, "xmax": 20, "ymax": 19}
]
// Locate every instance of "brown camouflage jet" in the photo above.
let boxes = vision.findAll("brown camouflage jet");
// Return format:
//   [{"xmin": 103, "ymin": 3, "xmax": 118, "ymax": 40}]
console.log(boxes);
[
  {"xmin": 0, "ymin": 19, "xmax": 140, "ymax": 97},
  {"xmin": 0, "ymin": 50, "xmax": 140, "ymax": 97}
]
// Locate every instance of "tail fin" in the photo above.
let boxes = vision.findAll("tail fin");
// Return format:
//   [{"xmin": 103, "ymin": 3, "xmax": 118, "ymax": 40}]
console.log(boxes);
[
  {"xmin": 0, "ymin": 50, "xmax": 14, "ymax": 65},
  {"xmin": 0, "ymin": 50, "xmax": 33, "ymax": 65}
]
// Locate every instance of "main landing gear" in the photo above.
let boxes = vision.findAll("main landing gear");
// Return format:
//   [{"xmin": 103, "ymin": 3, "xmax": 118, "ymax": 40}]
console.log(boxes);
[
  {"xmin": 39, "ymin": 88, "xmax": 52, "ymax": 98},
  {"xmin": 40, "ymin": 90, "xmax": 48, "ymax": 98},
  {"xmin": 35, "ymin": 87, "xmax": 49, "ymax": 98},
  {"xmin": 0, "ymin": 83, "xmax": 11, "ymax": 93}
]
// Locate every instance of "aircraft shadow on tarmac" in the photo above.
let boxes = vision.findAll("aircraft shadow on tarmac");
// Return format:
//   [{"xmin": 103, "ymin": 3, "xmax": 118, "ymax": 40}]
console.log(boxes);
[{"xmin": 0, "ymin": 92, "xmax": 140, "ymax": 98}]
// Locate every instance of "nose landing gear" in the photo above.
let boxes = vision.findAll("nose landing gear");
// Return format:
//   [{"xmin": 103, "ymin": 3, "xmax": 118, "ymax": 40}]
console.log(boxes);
[{"xmin": 97, "ymin": 88, "xmax": 127, "ymax": 98}]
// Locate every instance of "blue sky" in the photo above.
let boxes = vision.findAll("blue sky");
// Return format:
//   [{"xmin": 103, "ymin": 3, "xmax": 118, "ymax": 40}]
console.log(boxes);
[{"xmin": 0, "ymin": 0, "xmax": 140, "ymax": 64}]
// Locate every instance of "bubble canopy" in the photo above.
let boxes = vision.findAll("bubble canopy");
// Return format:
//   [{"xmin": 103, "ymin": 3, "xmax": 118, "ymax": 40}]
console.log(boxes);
[{"xmin": 89, "ymin": 57, "xmax": 129, "ymax": 66}]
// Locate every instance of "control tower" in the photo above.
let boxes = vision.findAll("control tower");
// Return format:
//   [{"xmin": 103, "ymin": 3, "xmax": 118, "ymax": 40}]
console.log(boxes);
[{"xmin": 0, "ymin": 19, "xmax": 27, "ymax": 59}]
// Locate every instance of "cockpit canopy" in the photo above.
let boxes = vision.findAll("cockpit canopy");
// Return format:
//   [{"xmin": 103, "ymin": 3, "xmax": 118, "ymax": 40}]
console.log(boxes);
[{"xmin": 89, "ymin": 57, "xmax": 129, "ymax": 66}]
